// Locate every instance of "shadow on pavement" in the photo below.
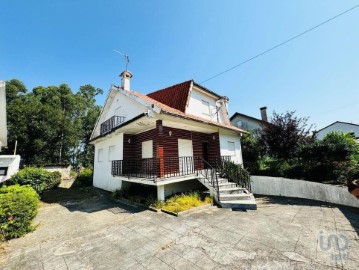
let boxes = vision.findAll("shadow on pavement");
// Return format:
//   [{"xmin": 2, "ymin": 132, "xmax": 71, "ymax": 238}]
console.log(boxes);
[
  {"xmin": 41, "ymin": 187, "xmax": 145, "ymax": 214},
  {"xmin": 255, "ymin": 195, "xmax": 359, "ymax": 236}
]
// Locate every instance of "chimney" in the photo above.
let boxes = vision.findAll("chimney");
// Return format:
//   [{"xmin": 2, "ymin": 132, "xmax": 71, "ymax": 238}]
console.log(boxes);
[
  {"xmin": 120, "ymin": 71, "xmax": 133, "ymax": 91},
  {"xmin": 260, "ymin": 106, "xmax": 268, "ymax": 122}
]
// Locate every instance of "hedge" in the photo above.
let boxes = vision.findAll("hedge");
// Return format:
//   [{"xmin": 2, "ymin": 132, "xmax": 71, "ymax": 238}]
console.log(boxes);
[
  {"xmin": 0, "ymin": 185, "xmax": 39, "ymax": 240},
  {"xmin": 73, "ymin": 168, "xmax": 93, "ymax": 187},
  {"xmin": 6, "ymin": 167, "xmax": 61, "ymax": 194}
]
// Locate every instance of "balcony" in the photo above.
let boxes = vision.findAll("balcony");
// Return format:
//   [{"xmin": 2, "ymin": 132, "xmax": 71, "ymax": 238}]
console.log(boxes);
[
  {"xmin": 100, "ymin": 116, "xmax": 126, "ymax": 135},
  {"xmin": 112, "ymin": 156, "xmax": 231, "ymax": 181}
]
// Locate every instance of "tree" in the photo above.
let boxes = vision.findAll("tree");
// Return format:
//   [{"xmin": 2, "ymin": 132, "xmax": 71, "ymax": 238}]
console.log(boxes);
[
  {"xmin": 5, "ymin": 79, "xmax": 102, "ymax": 167},
  {"xmin": 258, "ymin": 111, "xmax": 312, "ymax": 160},
  {"xmin": 241, "ymin": 132, "xmax": 263, "ymax": 172}
]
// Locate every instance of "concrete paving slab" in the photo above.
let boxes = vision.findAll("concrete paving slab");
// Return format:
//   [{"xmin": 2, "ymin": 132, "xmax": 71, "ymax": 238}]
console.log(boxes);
[{"xmin": 0, "ymin": 192, "xmax": 358, "ymax": 269}]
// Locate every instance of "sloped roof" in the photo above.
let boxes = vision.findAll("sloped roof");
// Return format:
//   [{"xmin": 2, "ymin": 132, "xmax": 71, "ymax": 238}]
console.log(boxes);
[
  {"xmin": 125, "ymin": 88, "xmax": 247, "ymax": 134},
  {"xmin": 147, "ymin": 80, "xmax": 192, "ymax": 112},
  {"xmin": 315, "ymin": 121, "xmax": 359, "ymax": 133}
]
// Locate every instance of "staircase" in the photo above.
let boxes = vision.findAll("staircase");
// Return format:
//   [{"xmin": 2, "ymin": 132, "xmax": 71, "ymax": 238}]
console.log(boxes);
[{"xmin": 197, "ymin": 160, "xmax": 257, "ymax": 210}]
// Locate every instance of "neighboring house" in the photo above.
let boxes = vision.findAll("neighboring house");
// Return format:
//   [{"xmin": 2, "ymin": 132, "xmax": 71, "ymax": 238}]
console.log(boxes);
[
  {"xmin": 90, "ymin": 71, "xmax": 256, "ymax": 209},
  {"xmin": 230, "ymin": 107, "xmax": 268, "ymax": 131},
  {"xmin": 0, "ymin": 81, "xmax": 20, "ymax": 182},
  {"xmin": 315, "ymin": 121, "xmax": 359, "ymax": 142}
]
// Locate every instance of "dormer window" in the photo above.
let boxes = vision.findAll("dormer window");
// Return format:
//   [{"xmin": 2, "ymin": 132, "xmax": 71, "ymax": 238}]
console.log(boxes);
[{"xmin": 201, "ymin": 100, "xmax": 210, "ymax": 115}]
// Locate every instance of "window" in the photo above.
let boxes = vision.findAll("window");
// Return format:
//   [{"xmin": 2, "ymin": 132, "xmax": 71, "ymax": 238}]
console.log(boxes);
[
  {"xmin": 0, "ymin": 167, "xmax": 8, "ymax": 176},
  {"xmin": 228, "ymin": 141, "xmax": 235, "ymax": 156},
  {"xmin": 236, "ymin": 121, "xmax": 242, "ymax": 128},
  {"xmin": 98, "ymin": 149, "xmax": 103, "ymax": 162},
  {"xmin": 142, "ymin": 140, "xmax": 153, "ymax": 159},
  {"xmin": 201, "ymin": 100, "xmax": 210, "ymax": 115},
  {"xmin": 108, "ymin": 145, "xmax": 115, "ymax": 161}
]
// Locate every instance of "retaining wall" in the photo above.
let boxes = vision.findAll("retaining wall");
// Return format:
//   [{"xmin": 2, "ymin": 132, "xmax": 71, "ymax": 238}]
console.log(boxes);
[{"xmin": 251, "ymin": 175, "xmax": 359, "ymax": 208}]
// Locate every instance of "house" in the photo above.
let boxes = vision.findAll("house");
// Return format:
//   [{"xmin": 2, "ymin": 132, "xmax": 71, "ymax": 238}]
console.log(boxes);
[
  {"xmin": 315, "ymin": 121, "xmax": 359, "ymax": 142},
  {"xmin": 0, "ymin": 81, "xmax": 21, "ymax": 182},
  {"xmin": 89, "ymin": 71, "xmax": 256, "ymax": 209},
  {"xmin": 230, "ymin": 107, "xmax": 268, "ymax": 131}
]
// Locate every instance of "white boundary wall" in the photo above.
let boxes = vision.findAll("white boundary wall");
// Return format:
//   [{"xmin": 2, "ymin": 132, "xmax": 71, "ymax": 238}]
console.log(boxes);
[
  {"xmin": 251, "ymin": 175, "xmax": 359, "ymax": 208},
  {"xmin": 0, "ymin": 155, "xmax": 20, "ymax": 183}
]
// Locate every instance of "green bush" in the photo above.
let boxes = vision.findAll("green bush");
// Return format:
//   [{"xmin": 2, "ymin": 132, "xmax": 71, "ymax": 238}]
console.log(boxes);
[
  {"xmin": 160, "ymin": 192, "xmax": 212, "ymax": 213},
  {"xmin": 221, "ymin": 161, "xmax": 251, "ymax": 191},
  {"xmin": 6, "ymin": 167, "xmax": 61, "ymax": 194},
  {"xmin": 0, "ymin": 185, "xmax": 39, "ymax": 240},
  {"xmin": 73, "ymin": 168, "xmax": 93, "ymax": 187}
]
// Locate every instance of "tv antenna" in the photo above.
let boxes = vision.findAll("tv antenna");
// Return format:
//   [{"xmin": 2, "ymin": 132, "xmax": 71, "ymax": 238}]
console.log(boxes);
[{"xmin": 113, "ymin": 50, "xmax": 130, "ymax": 71}]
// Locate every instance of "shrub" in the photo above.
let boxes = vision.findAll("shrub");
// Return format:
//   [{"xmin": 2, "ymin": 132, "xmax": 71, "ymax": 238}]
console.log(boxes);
[
  {"xmin": 160, "ymin": 192, "xmax": 210, "ymax": 213},
  {"xmin": 0, "ymin": 185, "xmax": 39, "ymax": 240},
  {"xmin": 73, "ymin": 168, "xmax": 93, "ymax": 187},
  {"xmin": 6, "ymin": 167, "xmax": 61, "ymax": 194},
  {"xmin": 221, "ymin": 161, "xmax": 252, "ymax": 191}
]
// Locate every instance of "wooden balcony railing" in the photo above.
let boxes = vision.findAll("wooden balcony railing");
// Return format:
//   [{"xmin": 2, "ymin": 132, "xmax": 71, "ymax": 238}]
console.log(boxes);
[{"xmin": 100, "ymin": 116, "xmax": 126, "ymax": 135}]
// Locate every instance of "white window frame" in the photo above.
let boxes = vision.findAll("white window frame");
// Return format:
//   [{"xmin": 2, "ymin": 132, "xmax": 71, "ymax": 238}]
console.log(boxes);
[
  {"xmin": 227, "ymin": 141, "xmax": 235, "ymax": 156},
  {"xmin": 108, "ymin": 145, "xmax": 115, "ymax": 161},
  {"xmin": 98, "ymin": 148, "xmax": 103, "ymax": 162},
  {"xmin": 201, "ymin": 100, "xmax": 210, "ymax": 115},
  {"xmin": 142, "ymin": 140, "xmax": 153, "ymax": 159}
]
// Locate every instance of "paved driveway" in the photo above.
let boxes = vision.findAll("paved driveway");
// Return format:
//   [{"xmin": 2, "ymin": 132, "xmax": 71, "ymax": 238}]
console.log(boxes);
[{"xmin": 0, "ymin": 190, "xmax": 358, "ymax": 270}]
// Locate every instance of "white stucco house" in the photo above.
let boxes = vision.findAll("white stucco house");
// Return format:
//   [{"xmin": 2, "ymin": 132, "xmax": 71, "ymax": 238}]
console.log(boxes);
[
  {"xmin": 89, "ymin": 72, "xmax": 256, "ymax": 209},
  {"xmin": 315, "ymin": 121, "xmax": 359, "ymax": 142},
  {"xmin": 0, "ymin": 81, "xmax": 21, "ymax": 182},
  {"xmin": 230, "ymin": 107, "xmax": 268, "ymax": 131}
]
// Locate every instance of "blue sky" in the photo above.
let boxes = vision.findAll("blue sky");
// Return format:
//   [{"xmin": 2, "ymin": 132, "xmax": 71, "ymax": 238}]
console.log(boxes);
[{"xmin": 1, "ymin": 0, "xmax": 358, "ymax": 130}]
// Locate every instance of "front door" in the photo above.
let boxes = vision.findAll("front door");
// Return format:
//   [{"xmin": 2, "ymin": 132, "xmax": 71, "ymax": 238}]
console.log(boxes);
[
  {"xmin": 178, "ymin": 139, "xmax": 194, "ymax": 175},
  {"xmin": 202, "ymin": 141, "xmax": 209, "ymax": 169}
]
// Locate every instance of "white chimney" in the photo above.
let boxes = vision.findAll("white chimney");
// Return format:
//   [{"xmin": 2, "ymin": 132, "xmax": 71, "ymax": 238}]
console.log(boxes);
[
  {"xmin": 260, "ymin": 106, "xmax": 268, "ymax": 122},
  {"xmin": 120, "ymin": 71, "xmax": 133, "ymax": 91}
]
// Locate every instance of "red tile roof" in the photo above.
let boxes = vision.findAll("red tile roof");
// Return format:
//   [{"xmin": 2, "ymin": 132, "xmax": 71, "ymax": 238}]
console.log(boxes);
[
  {"xmin": 127, "ymin": 89, "xmax": 247, "ymax": 134},
  {"xmin": 147, "ymin": 80, "xmax": 192, "ymax": 113}
]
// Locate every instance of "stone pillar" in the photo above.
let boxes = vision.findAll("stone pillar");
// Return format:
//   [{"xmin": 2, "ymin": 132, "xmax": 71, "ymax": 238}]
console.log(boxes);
[{"xmin": 157, "ymin": 185, "xmax": 165, "ymax": 201}]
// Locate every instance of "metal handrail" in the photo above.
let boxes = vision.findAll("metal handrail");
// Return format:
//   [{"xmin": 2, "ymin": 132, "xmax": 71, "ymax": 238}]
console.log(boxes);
[{"xmin": 198, "ymin": 158, "xmax": 220, "ymax": 201}]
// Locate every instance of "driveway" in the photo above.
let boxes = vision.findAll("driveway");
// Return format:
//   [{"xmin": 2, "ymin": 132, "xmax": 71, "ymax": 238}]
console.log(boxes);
[{"xmin": 0, "ymin": 189, "xmax": 358, "ymax": 270}]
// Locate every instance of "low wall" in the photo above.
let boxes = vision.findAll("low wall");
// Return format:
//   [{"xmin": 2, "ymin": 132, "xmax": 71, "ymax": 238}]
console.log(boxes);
[{"xmin": 251, "ymin": 175, "xmax": 359, "ymax": 208}]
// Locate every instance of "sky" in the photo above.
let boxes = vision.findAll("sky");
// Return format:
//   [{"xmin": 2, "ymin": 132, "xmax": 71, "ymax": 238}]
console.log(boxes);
[{"xmin": 1, "ymin": 0, "xmax": 359, "ymax": 130}]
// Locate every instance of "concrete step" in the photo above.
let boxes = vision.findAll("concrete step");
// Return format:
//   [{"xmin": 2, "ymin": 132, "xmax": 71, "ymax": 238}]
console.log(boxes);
[
  {"xmin": 220, "ymin": 193, "xmax": 252, "ymax": 201},
  {"xmin": 216, "ymin": 182, "xmax": 237, "ymax": 189},
  {"xmin": 218, "ymin": 187, "xmax": 247, "ymax": 194},
  {"xmin": 220, "ymin": 200, "xmax": 257, "ymax": 210},
  {"xmin": 217, "ymin": 178, "xmax": 228, "ymax": 183}
]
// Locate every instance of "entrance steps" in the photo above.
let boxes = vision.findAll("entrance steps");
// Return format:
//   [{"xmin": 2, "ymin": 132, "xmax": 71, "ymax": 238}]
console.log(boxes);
[{"xmin": 197, "ymin": 174, "xmax": 257, "ymax": 210}]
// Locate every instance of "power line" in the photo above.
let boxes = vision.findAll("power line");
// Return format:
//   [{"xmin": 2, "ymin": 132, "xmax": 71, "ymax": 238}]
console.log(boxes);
[
  {"xmin": 200, "ymin": 4, "xmax": 359, "ymax": 84},
  {"xmin": 312, "ymin": 100, "xmax": 359, "ymax": 117}
]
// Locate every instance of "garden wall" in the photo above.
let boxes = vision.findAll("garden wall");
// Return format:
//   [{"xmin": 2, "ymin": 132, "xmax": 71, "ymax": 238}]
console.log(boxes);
[{"xmin": 251, "ymin": 175, "xmax": 359, "ymax": 208}]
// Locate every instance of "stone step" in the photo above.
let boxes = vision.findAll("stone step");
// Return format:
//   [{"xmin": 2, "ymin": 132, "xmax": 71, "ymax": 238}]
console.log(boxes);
[
  {"xmin": 220, "ymin": 200, "xmax": 257, "ymax": 210},
  {"xmin": 216, "ymin": 182, "xmax": 237, "ymax": 189},
  {"xmin": 220, "ymin": 193, "xmax": 252, "ymax": 201},
  {"xmin": 218, "ymin": 187, "xmax": 247, "ymax": 194}
]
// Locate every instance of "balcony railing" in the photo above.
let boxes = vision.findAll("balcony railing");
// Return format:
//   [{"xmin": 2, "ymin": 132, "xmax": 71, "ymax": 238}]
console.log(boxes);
[
  {"xmin": 112, "ymin": 156, "xmax": 232, "ymax": 181},
  {"xmin": 100, "ymin": 116, "xmax": 126, "ymax": 135}
]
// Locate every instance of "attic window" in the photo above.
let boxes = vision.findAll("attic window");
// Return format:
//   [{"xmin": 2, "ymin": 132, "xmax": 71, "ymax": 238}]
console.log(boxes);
[{"xmin": 201, "ymin": 100, "xmax": 210, "ymax": 115}]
